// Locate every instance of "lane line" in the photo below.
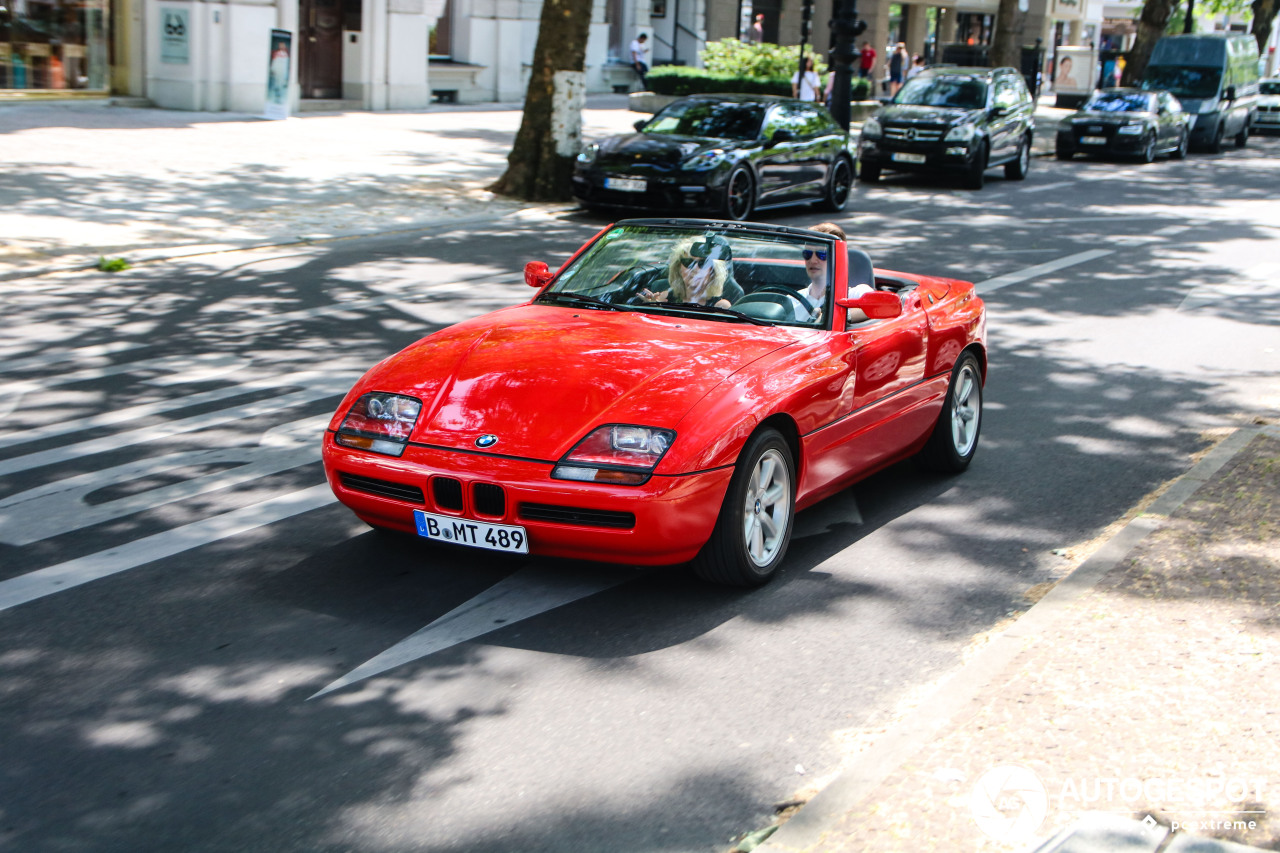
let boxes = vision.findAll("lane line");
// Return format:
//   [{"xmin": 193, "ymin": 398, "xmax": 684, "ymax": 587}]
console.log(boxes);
[
  {"xmin": 310, "ymin": 566, "xmax": 637, "ymax": 699},
  {"xmin": 975, "ymin": 249, "xmax": 1114, "ymax": 294},
  {"xmin": 0, "ymin": 485, "xmax": 334, "ymax": 613}
]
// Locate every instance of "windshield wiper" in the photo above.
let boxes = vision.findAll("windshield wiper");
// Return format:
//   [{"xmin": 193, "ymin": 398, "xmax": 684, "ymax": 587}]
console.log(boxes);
[
  {"xmin": 642, "ymin": 301, "xmax": 771, "ymax": 326},
  {"xmin": 536, "ymin": 291, "xmax": 625, "ymax": 311}
]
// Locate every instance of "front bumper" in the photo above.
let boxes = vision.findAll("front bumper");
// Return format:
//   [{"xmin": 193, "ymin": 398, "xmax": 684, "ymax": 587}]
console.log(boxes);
[
  {"xmin": 572, "ymin": 167, "xmax": 723, "ymax": 212},
  {"xmin": 1056, "ymin": 128, "xmax": 1150, "ymax": 156},
  {"xmin": 858, "ymin": 137, "xmax": 978, "ymax": 173},
  {"xmin": 323, "ymin": 433, "xmax": 733, "ymax": 566}
]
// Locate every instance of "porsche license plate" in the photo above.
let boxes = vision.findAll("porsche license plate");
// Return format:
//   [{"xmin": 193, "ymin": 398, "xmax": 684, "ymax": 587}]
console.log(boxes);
[
  {"xmin": 605, "ymin": 176, "xmax": 646, "ymax": 192},
  {"xmin": 414, "ymin": 510, "xmax": 529, "ymax": 554},
  {"xmin": 1081, "ymin": 136, "xmax": 1107, "ymax": 145},
  {"xmin": 892, "ymin": 152, "xmax": 927, "ymax": 164}
]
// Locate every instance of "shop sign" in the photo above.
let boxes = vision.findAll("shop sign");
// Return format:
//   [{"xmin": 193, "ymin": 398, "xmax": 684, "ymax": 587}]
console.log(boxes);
[{"xmin": 160, "ymin": 8, "xmax": 190, "ymax": 64}]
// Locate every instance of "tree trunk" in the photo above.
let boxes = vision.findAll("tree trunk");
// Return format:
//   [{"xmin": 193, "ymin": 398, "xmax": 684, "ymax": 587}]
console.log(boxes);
[
  {"xmin": 1122, "ymin": 0, "xmax": 1179, "ymax": 85},
  {"xmin": 1253, "ymin": 0, "xmax": 1278, "ymax": 62},
  {"xmin": 990, "ymin": 0, "xmax": 1023, "ymax": 69},
  {"xmin": 489, "ymin": 0, "xmax": 595, "ymax": 201}
]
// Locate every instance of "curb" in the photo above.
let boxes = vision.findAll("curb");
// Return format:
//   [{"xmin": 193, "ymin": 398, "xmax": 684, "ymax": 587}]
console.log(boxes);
[{"xmin": 756, "ymin": 422, "xmax": 1278, "ymax": 853}]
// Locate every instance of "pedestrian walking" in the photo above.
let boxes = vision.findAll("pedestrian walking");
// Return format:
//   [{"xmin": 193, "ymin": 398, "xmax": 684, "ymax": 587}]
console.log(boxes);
[
  {"xmin": 630, "ymin": 33, "xmax": 650, "ymax": 91},
  {"xmin": 889, "ymin": 43, "xmax": 908, "ymax": 97},
  {"xmin": 792, "ymin": 56, "xmax": 821, "ymax": 102},
  {"xmin": 858, "ymin": 41, "xmax": 876, "ymax": 79},
  {"xmin": 751, "ymin": 14, "xmax": 765, "ymax": 44}
]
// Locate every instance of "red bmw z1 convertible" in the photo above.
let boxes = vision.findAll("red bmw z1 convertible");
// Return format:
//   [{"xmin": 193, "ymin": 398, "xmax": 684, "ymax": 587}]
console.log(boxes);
[{"xmin": 322, "ymin": 219, "xmax": 987, "ymax": 586}]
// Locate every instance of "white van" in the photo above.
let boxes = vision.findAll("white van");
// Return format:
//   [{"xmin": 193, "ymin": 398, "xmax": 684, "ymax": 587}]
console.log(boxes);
[{"xmin": 1139, "ymin": 34, "xmax": 1260, "ymax": 151}]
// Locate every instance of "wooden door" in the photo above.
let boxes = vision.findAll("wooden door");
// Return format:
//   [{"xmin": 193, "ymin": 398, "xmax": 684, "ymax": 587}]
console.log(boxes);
[{"xmin": 299, "ymin": 0, "xmax": 342, "ymax": 98}]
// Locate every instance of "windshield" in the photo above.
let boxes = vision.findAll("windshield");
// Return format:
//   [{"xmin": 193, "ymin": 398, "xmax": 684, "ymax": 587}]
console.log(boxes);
[
  {"xmin": 642, "ymin": 101, "xmax": 766, "ymax": 140},
  {"xmin": 1084, "ymin": 92, "xmax": 1154, "ymax": 112},
  {"xmin": 894, "ymin": 75, "xmax": 988, "ymax": 109},
  {"xmin": 542, "ymin": 224, "xmax": 837, "ymax": 329},
  {"xmin": 1140, "ymin": 66, "xmax": 1222, "ymax": 100},
  {"xmin": 1261, "ymin": 81, "xmax": 1280, "ymax": 95}
]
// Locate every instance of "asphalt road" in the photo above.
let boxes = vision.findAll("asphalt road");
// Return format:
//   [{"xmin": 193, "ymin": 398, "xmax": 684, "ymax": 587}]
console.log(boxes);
[{"xmin": 2, "ymin": 138, "xmax": 1279, "ymax": 853}]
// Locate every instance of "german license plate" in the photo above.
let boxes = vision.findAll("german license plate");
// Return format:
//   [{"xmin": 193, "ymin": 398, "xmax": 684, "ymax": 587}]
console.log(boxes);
[
  {"xmin": 1081, "ymin": 136, "xmax": 1106, "ymax": 145},
  {"xmin": 892, "ymin": 152, "xmax": 926, "ymax": 164},
  {"xmin": 605, "ymin": 176, "xmax": 646, "ymax": 192},
  {"xmin": 414, "ymin": 510, "xmax": 529, "ymax": 554}
]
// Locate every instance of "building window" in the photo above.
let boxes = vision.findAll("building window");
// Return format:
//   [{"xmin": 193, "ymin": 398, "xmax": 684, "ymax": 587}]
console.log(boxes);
[{"xmin": 2, "ymin": 0, "xmax": 109, "ymax": 90}]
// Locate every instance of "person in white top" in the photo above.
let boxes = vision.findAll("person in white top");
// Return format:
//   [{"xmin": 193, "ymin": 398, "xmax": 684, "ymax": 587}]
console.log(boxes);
[
  {"xmin": 792, "ymin": 56, "xmax": 821, "ymax": 102},
  {"xmin": 629, "ymin": 33, "xmax": 649, "ymax": 90}
]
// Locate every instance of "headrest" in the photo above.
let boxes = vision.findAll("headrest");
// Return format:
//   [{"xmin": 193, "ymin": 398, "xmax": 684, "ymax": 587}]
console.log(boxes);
[{"xmin": 847, "ymin": 247, "xmax": 874, "ymax": 290}]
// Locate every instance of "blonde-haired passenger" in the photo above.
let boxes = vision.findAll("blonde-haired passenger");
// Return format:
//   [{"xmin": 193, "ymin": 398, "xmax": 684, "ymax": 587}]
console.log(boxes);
[{"xmin": 637, "ymin": 235, "xmax": 745, "ymax": 308}]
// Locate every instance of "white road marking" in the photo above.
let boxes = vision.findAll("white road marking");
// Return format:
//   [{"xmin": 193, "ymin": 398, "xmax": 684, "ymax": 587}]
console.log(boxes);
[
  {"xmin": 310, "ymin": 566, "xmax": 638, "ymax": 699},
  {"xmin": 0, "ymin": 484, "xmax": 335, "ymax": 613},
  {"xmin": 0, "ymin": 372, "xmax": 356, "ymax": 476},
  {"xmin": 0, "ymin": 416, "xmax": 328, "ymax": 545},
  {"xmin": 975, "ymin": 249, "xmax": 1114, "ymax": 294}
]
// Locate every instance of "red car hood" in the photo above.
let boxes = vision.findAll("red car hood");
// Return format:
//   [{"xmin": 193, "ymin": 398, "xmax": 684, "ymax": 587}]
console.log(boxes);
[{"xmin": 360, "ymin": 304, "xmax": 802, "ymax": 459}]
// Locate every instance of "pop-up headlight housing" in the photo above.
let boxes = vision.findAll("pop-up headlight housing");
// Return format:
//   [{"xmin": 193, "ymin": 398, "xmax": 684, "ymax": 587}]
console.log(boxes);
[
  {"xmin": 552, "ymin": 425, "xmax": 676, "ymax": 485},
  {"xmin": 334, "ymin": 392, "xmax": 422, "ymax": 457}
]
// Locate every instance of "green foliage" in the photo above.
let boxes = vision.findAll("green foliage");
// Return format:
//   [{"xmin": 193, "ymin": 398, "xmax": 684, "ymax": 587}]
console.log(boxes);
[
  {"xmin": 702, "ymin": 39, "xmax": 827, "ymax": 78},
  {"xmin": 96, "ymin": 256, "xmax": 130, "ymax": 272},
  {"xmin": 655, "ymin": 40, "xmax": 875, "ymax": 100}
]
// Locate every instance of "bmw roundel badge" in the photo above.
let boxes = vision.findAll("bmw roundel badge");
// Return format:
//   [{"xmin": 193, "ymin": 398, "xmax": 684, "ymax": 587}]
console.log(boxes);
[{"xmin": 475, "ymin": 434, "xmax": 499, "ymax": 448}]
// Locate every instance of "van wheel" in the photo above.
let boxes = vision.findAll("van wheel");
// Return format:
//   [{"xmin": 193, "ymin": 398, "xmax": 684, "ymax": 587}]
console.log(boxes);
[
  {"xmin": 1235, "ymin": 120, "xmax": 1249, "ymax": 148},
  {"xmin": 1209, "ymin": 123, "xmax": 1225, "ymax": 153}
]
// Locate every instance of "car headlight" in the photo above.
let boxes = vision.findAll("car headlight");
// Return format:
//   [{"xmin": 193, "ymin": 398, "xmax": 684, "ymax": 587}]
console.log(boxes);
[
  {"xmin": 334, "ymin": 392, "xmax": 423, "ymax": 457},
  {"xmin": 860, "ymin": 117, "xmax": 882, "ymax": 139},
  {"xmin": 682, "ymin": 148, "xmax": 728, "ymax": 170},
  {"xmin": 1116, "ymin": 123, "xmax": 1145, "ymax": 135},
  {"xmin": 576, "ymin": 143, "xmax": 599, "ymax": 164},
  {"xmin": 944, "ymin": 124, "xmax": 977, "ymax": 142},
  {"xmin": 552, "ymin": 424, "xmax": 676, "ymax": 485}
]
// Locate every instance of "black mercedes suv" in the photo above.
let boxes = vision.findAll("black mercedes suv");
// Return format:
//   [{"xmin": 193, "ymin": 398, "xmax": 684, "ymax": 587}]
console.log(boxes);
[{"xmin": 857, "ymin": 66, "xmax": 1036, "ymax": 189}]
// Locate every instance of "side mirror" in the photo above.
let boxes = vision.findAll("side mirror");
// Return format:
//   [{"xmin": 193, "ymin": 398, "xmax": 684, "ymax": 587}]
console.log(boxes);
[
  {"xmin": 525, "ymin": 261, "xmax": 553, "ymax": 289},
  {"xmin": 836, "ymin": 289, "xmax": 902, "ymax": 319},
  {"xmin": 634, "ymin": 119, "xmax": 648, "ymax": 132},
  {"xmin": 989, "ymin": 104, "xmax": 1009, "ymax": 117},
  {"xmin": 768, "ymin": 129, "xmax": 794, "ymax": 146},
  {"xmin": 1225, "ymin": 86, "xmax": 1237, "ymax": 102}
]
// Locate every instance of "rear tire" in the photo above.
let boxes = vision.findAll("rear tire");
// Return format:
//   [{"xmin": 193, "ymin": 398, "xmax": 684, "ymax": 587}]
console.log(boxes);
[
  {"xmin": 692, "ymin": 429, "xmax": 795, "ymax": 587},
  {"xmin": 918, "ymin": 352, "xmax": 983, "ymax": 473}
]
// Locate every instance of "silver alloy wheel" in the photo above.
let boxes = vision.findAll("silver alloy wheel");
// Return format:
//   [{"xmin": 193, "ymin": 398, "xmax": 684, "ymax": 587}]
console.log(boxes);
[
  {"xmin": 742, "ymin": 448, "xmax": 791, "ymax": 567},
  {"xmin": 949, "ymin": 362, "xmax": 981, "ymax": 456}
]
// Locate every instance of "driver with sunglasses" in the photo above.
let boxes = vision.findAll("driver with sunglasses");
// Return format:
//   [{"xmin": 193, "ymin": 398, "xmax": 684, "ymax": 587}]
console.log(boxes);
[{"xmin": 796, "ymin": 221, "xmax": 861, "ymax": 323}]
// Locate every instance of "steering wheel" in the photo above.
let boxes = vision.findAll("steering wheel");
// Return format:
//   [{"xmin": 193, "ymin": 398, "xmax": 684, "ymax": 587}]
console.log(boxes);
[{"xmin": 747, "ymin": 284, "xmax": 810, "ymax": 308}]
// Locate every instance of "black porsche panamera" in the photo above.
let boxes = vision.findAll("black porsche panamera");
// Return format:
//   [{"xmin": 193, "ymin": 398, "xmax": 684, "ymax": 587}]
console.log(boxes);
[{"xmin": 571, "ymin": 94, "xmax": 856, "ymax": 221}]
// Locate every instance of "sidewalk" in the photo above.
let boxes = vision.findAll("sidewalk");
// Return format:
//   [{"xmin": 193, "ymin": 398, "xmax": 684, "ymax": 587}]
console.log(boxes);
[
  {"xmin": 0, "ymin": 94, "xmax": 638, "ymax": 282},
  {"xmin": 752, "ymin": 424, "xmax": 1280, "ymax": 853},
  {"xmin": 0, "ymin": 93, "xmax": 1070, "ymax": 282}
]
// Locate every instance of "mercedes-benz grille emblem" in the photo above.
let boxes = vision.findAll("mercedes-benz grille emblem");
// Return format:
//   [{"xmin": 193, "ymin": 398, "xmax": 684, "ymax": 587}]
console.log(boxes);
[
  {"xmin": 906, "ymin": 127, "xmax": 918, "ymax": 141},
  {"xmin": 475, "ymin": 434, "xmax": 499, "ymax": 448}
]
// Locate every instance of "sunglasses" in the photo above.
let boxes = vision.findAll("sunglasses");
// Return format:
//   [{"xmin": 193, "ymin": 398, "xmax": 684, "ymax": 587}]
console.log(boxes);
[
  {"xmin": 803, "ymin": 249, "xmax": 828, "ymax": 261},
  {"xmin": 680, "ymin": 256, "xmax": 708, "ymax": 270}
]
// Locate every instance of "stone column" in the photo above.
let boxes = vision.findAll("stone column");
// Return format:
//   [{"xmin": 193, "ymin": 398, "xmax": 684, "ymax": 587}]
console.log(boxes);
[
  {"xmin": 903, "ymin": 3, "xmax": 929, "ymax": 57},
  {"xmin": 936, "ymin": 5, "xmax": 955, "ymax": 46}
]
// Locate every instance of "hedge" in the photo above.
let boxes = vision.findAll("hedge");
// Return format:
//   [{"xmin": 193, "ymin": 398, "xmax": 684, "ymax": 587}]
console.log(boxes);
[{"xmin": 646, "ymin": 66, "xmax": 874, "ymax": 100}]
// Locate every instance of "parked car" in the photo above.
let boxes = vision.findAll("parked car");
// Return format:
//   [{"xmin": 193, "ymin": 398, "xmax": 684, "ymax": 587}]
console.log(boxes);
[
  {"xmin": 1056, "ymin": 88, "xmax": 1191, "ymax": 162},
  {"xmin": 1138, "ymin": 33, "xmax": 1260, "ymax": 151},
  {"xmin": 1256, "ymin": 78, "xmax": 1280, "ymax": 133},
  {"xmin": 322, "ymin": 219, "xmax": 987, "ymax": 587},
  {"xmin": 858, "ymin": 66, "xmax": 1035, "ymax": 189},
  {"xmin": 571, "ymin": 95, "xmax": 855, "ymax": 221}
]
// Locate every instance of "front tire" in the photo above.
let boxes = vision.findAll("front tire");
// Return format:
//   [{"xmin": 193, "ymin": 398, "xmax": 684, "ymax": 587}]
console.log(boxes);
[
  {"xmin": 723, "ymin": 166, "xmax": 755, "ymax": 221},
  {"xmin": 1005, "ymin": 135, "xmax": 1031, "ymax": 180},
  {"xmin": 818, "ymin": 157, "xmax": 854, "ymax": 211},
  {"xmin": 692, "ymin": 429, "xmax": 795, "ymax": 587},
  {"xmin": 1208, "ymin": 123, "xmax": 1225, "ymax": 153},
  {"xmin": 859, "ymin": 161, "xmax": 880, "ymax": 183},
  {"xmin": 963, "ymin": 142, "xmax": 987, "ymax": 190},
  {"xmin": 1140, "ymin": 132, "xmax": 1157, "ymax": 164},
  {"xmin": 1235, "ymin": 119, "xmax": 1249, "ymax": 148},
  {"xmin": 1171, "ymin": 128, "xmax": 1188, "ymax": 160},
  {"xmin": 918, "ymin": 353, "xmax": 983, "ymax": 473}
]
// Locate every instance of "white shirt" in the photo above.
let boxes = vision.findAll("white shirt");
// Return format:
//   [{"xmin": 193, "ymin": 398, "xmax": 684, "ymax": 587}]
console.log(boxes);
[
  {"xmin": 630, "ymin": 39, "xmax": 648, "ymax": 65},
  {"xmin": 792, "ymin": 70, "xmax": 820, "ymax": 101}
]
